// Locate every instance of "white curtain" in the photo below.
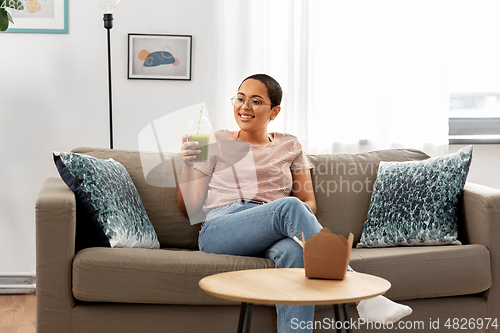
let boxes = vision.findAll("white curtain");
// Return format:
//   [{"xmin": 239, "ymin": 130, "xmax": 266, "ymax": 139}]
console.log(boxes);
[{"xmin": 212, "ymin": 0, "xmax": 450, "ymax": 156}]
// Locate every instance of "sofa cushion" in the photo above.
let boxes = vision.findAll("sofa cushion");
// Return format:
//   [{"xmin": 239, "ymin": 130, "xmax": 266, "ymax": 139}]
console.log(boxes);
[
  {"xmin": 309, "ymin": 149, "xmax": 430, "ymax": 244},
  {"xmin": 54, "ymin": 152, "xmax": 160, "ymax": 250},
  {"xmin": 350, "ymin": 244, "xmax": 491, "ymax": 301},
  {"xmin": 72, "ymin": 148, "xmax": 200, "ymax": 250},
  {"xmin": 72, "ymin": 247, "xmax": 275, "ymax": 305},
  {"xmin": 357, "ymin": 146, "xmax": 473, "ymax": 248},
  {"xmin": 73, "ymin": 244, "xmax": 490, "ymax": 305}
]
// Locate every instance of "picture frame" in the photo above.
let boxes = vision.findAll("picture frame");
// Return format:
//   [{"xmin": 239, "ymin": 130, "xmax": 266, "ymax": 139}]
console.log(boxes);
[
  {"xmin": 128, "ymin": 33, "xmax": 192, "ymax": 81},
  {"xmin": 5, "ymin": 0, "xmax": 68, "ymax": 34}
]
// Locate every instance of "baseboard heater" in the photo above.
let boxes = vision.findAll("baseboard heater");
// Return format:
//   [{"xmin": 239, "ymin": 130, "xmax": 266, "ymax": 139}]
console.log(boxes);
[{"xmin": 0, "ymin": 273, "xmax": 36, "ymax": 294}]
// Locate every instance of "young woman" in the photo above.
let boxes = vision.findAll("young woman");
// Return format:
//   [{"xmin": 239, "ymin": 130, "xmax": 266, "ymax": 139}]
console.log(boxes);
[{"xmin": 178, "ymin": 74, "xmax": 412, "ymax": 333}]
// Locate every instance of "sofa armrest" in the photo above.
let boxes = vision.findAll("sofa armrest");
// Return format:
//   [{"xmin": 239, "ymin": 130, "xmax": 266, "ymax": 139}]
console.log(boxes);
[
  {"xmin": 460, "ymin": 182, "xmax": 500, "ymax": 318},
  {"xmin": 36, "ymin": 177, "xmax": 76, "ymax": 332},
  {"xmin": 461, "ymin": 183, "xmax": 500, "ymax": 246}
]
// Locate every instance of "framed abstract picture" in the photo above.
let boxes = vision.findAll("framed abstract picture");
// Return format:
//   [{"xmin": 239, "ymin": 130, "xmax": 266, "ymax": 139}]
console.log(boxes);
[
  {"xmin": 6, "ymin": 0, "xmax": 68, "ymax": 33},
  {"xmin": 128, "ymin": 33, "xmax": 192, "ymax": 81}
]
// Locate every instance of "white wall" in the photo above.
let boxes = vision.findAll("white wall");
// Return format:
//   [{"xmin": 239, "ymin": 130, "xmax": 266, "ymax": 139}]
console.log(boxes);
[
  {"xmin": 0, "ymin": 0, "xmax": 216, "ymax": 274},
  {"xmin": 0, "ymin": 1, "xmax": 499, "ymax": 276},
  {"xmin": 449, "ymin": 144, "xmax": 500, "ymax": 190}
]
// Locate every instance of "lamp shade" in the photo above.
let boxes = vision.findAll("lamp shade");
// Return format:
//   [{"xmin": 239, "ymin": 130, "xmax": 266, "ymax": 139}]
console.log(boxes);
[{"xmin": 94, "ymin": 0, "xmax": 121, "ymax": 14}]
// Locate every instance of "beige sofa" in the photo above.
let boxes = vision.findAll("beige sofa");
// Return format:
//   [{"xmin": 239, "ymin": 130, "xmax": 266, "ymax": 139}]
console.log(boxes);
[{"xmin": 36, "ymin": 147, "xmax": 500, "ymax": 333}]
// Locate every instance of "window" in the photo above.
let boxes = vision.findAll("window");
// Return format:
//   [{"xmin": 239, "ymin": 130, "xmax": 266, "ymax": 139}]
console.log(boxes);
[
  {"xmin": 449, "ymin": 94, "xmax": 500, "ymax": 144},
  {"xmin": 445, "ymin": 1, "xmax": 500, "ymax": 144}
]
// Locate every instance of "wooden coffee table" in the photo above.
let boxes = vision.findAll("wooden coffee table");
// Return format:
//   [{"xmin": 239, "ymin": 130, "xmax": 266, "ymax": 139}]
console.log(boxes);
[{"xmin": 199, "ymin": 268, "xmax": 391, "ymax": 333}]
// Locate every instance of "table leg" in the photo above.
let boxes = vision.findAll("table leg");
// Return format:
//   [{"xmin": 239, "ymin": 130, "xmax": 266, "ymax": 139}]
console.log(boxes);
[
  {"xmin": 334, "ymin": 304, "xmax": 342, "ymax": 333},
  {"xmin": 237, "ymin": 302, "xmax": 253, "ymax": 333},
  {"xmin": 245, "ymin": 303, "xmax": 253, "ymax": 332},
  {"xmin": 333, "ymin": 304, "xmax": 352, "ymax": 333},
  {"xmin": 343, "ymin": 303, "xmax": 352, "ymax": 333},
  {"xmin": 237, "ymin": 303, "xmax": 247, "ymax": 333}
]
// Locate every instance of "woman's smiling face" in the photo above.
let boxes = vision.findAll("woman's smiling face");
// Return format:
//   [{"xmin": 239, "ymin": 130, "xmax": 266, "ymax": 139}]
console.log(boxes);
[{"xmin": 234, "ymin": 79, "xmax": 277, "ymax": 132}]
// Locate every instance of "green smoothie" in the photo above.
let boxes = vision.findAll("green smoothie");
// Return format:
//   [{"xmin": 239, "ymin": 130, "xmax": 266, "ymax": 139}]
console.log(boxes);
[{"xmin": 189, "ymin": 134, "xmax": 210, "ymax": 162}]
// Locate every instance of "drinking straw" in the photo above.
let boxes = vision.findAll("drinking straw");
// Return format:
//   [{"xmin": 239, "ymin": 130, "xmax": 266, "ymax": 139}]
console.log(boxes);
[{"xmin": 197, "ymin": 106, "xmax": 203, "ymax": 135}]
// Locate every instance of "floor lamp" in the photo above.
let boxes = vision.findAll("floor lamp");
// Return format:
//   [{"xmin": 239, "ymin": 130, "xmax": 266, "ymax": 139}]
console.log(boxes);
[{"xmin": 94, "ymin": 0, "xmax": 121, "ymax": 149}]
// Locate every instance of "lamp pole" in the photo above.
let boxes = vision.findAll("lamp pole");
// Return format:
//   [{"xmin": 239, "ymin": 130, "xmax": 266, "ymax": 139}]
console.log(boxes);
[
  {"xmin": 104, "ymin": 13, "xmax": 114, "ymax": 149},
  {"xmin": 95, "ymin": 0, "xmax": 121, "ymax": 149}
]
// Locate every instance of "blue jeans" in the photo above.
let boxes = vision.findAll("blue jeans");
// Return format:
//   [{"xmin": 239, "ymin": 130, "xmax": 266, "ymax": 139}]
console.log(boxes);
[{"xmin": 199, "ymin": 197, "xmax": 323, "ymax": 333}]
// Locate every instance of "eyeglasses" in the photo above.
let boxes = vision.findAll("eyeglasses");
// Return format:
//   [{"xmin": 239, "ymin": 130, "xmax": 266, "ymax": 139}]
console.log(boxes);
[{"xmin": 231, "ymin": 96, "xmax": 275, "ymax": 111}]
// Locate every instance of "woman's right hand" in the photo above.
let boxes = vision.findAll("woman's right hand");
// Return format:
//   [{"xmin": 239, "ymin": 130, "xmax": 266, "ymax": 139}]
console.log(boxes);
[
  {"xmin": 178, "ymin": 134, "xmax": 211, "ymax": 219},
  {"xmin": 180, "ymin": 134, "xmax": 200, "ymax": 167}
]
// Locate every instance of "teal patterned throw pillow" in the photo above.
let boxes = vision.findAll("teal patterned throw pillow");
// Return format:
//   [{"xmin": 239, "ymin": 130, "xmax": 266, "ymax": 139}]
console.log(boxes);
[
  {"xmin": 54, "ymin": 152, "xmax": 160, "ymax": 250},
  {"xmin": 357, "ymin": 146, "xmax": 473, "ymax": 248}
]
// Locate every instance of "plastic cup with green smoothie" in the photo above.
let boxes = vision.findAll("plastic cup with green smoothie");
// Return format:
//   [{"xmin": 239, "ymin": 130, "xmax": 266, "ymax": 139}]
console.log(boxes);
[{"xmin": 187, "ymin": 116, "xmax": 212, "ymax": 163}]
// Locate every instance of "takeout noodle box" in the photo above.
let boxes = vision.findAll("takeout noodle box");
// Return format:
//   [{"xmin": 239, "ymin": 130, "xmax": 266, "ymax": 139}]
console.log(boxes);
[{"xmin": 303, "ymin": 228, "xmax": 354, "ymax": 280}]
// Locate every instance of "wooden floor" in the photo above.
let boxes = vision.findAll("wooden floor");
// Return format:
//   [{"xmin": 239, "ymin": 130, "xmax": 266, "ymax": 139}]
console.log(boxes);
[{"xmin": 0, "ymin": 293, "xmax": 36, "ymax": 333}]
